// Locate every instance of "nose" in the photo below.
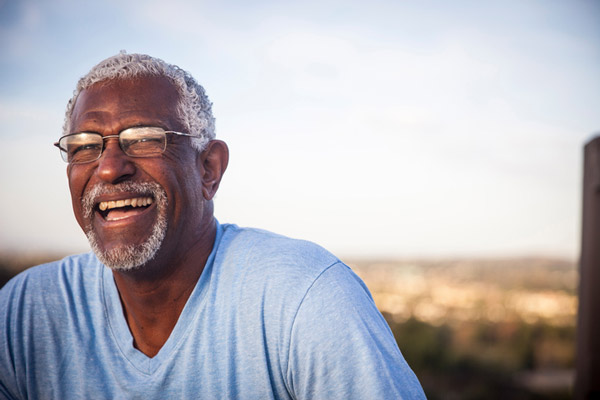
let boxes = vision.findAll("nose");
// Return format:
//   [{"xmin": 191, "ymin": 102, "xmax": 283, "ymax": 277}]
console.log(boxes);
[{"xmin": 96, "ymin": 138, "xmax": 136, "ymax": 184}]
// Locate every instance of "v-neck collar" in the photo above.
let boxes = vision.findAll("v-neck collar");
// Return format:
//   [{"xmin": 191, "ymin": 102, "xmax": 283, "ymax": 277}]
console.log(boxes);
[{"xmin": 100, "ymin": 222, "xmax": 223, "ymax": 375}]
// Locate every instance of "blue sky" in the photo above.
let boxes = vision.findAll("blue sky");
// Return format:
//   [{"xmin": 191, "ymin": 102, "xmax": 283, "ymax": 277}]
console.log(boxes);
[{"xmin": 1, "ymin": 0, "xmax": 599, "ymax": 259}]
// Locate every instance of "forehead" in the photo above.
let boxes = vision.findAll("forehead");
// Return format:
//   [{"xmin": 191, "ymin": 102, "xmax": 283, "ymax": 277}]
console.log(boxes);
[{"xmin": 70, "ymin": 75, "xmax": 182, "ymax": 133}]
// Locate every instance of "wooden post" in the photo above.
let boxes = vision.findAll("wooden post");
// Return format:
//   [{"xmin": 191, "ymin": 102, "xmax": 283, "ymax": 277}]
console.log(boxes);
[{"xmin": 575, "ymin": 135, "xmax": 600, "ymax": 399}]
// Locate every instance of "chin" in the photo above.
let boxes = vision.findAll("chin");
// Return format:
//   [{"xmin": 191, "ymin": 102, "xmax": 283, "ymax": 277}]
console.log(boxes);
[{"xmin": 86, "ymin": 217, "xmax": 166, "ymax": 271}]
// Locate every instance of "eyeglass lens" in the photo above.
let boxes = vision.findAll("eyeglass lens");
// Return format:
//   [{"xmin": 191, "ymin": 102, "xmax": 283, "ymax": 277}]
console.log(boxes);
[{"xmin": 59, "ymin": 127, "xmax": 168, "ymax": 164}]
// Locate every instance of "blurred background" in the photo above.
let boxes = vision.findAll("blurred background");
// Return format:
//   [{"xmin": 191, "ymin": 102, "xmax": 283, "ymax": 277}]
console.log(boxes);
[{"xmin": 1, "ymin": 0, "xmax": 598, "ymax": 398}]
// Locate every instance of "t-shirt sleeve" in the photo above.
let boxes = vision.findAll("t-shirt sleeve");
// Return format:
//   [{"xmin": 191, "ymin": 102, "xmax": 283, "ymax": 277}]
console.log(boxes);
[
  {"xmin": 0, "ymin": 275, "xmax": 26, "ymax": 400},
  {"xmin": 285, "ymin": 262, "xmax": 426, "ymax": 399}
]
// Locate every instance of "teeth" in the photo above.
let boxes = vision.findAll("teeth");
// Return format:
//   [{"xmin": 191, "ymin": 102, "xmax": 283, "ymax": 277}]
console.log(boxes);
[{"xmin": 98, "ymin": 197, "xmax": 153, "ymax": 212}]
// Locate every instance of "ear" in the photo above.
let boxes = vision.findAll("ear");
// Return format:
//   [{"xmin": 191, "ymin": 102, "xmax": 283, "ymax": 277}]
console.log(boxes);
[{"xmin": 198, "ymin": 140, "xmax": 229, "ymax": 200}]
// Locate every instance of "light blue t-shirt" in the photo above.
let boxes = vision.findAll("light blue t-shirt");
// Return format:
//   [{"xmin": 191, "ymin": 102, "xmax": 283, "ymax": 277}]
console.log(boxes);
[{"xmin": 0, "ymin": 223, "xmax": 425, "ymax": 399}]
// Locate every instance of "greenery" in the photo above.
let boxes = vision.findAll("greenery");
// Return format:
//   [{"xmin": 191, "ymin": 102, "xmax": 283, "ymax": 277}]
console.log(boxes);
[{"xmin": 385, "ymin": 315, "xmax": 575, "ymax": 399}]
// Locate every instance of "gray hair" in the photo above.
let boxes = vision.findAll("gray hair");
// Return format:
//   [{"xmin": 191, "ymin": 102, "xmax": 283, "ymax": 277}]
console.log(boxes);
[{"xmin": 63, "ymin": 51, "xmax": 215, "ymax": 152}]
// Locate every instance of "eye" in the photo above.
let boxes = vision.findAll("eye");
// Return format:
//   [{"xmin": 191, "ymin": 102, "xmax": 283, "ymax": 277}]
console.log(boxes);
[
  {"xmin": 132, "ymin": 136, "xmax": 162, "ymax": 144},
  {"xmin": 121, "ymin": 127, "xmax": 166, "ymax": 156},
  {"xmin": 67, "ymin": 142, "xmax": 102, "ymax": 163},
  {"xmin": 71, "ymin": 143, "xmax": 102, "ymax": 155}
]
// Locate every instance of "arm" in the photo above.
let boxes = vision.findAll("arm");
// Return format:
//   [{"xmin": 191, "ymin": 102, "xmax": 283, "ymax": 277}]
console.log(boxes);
[{"xmin": 285, "ymin": 263, "xmax": 426, "ymax": 399}]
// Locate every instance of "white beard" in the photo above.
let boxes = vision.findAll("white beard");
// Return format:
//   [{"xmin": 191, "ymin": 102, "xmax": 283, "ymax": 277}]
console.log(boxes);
[{"xmin": 82, "ymin": 182, "xmax": 168, "ymax": 271}]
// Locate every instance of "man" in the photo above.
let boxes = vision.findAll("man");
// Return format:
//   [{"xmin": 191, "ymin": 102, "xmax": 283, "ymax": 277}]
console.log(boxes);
[{"xmin": 0, "ymin": 53, "xmax": 425, "ymax": 399}]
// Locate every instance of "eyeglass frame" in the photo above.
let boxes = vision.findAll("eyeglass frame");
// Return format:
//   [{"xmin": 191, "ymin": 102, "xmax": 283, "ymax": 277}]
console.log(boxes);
[{"xmin": 54, "ymin": 126, "xmax": 198, "ymax": 164}]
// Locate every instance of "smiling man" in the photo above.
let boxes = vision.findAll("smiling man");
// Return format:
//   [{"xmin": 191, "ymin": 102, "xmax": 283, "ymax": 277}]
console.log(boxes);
[{"xmin": 0, "ymin": 53, "xmax": 425, "ymax": 399}]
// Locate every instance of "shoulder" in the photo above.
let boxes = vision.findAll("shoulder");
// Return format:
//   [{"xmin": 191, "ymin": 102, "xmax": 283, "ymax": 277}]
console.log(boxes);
[
  {"xmin": 212, "ymin": 224, "xmax": 374, "ymax": 335},
  {"xmin": 1, "ymin": 252, "xmax": 99, "ymax": 288},
  {"xmin": 214, "ymin": 224, "xmax": 347, "ymax": 301},
  {"xmin": 217, "ymin": 224, "xmax": 340, "ymax": 279},
  {"xmin": 0, "ymin": 252, "xmax": 101, "ymax": 311}
]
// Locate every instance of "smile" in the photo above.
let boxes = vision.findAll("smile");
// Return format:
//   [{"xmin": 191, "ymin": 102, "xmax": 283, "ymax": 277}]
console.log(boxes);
[{"xmin": 97, "ymin": 196, "xmax": 154, "ymax": 222}]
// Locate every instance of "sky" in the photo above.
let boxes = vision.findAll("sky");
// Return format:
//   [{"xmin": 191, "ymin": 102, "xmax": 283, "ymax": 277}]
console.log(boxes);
[{"xmin": 0, "ymin": 0, "xmax": 599, "ymax": 259}]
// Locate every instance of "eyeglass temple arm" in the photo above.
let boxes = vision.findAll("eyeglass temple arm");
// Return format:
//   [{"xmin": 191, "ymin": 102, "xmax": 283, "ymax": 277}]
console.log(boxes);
[{"xmin": 53, "ymin": 141, "xmax": 65, "ymax": 151}]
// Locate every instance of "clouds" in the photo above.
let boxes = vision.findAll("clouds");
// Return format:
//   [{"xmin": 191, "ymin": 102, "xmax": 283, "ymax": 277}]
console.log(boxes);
[
  {"xmin": 0, "ymin": 0, "xmax": 43, "ymax": 59},
  {"xmin": 0, "ymin": 0, "xmax": 598, "ymax": 258}
]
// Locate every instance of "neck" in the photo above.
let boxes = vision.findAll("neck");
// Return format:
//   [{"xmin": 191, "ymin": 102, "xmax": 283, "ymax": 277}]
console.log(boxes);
[{"xmin": 111, "ymin": 218, "xmax": 217, "ymax": 357}]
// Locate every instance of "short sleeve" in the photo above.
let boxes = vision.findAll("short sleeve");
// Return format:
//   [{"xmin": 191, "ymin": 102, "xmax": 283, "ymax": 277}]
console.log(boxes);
[
  {"xmin": 286, "ymin": 262, "xmax": 426, "ymax": 399},
  {"xmin": 0, "ymin": 275, "xmax": 26, "ymax": 400}
]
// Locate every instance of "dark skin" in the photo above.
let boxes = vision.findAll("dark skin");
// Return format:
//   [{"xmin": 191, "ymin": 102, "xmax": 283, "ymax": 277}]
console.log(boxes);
[{"xmin": 67, "ymin": 75, "xmax": 228, "ymax": 357}]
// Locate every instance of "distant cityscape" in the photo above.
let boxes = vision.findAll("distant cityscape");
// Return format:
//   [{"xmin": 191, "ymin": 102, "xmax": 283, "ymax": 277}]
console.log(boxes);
[{"xmin": 348, "ymin": 257, "xmax": 577, "ymax": 327}]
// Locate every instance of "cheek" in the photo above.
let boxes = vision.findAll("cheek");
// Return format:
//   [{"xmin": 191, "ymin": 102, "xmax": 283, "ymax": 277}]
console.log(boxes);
[
  {"xmin": 160, "ymin": 150, "xmax": 204, "ymax": 201},
  {"xmin": 67, "ymin": 166, "xmax": 89, "ymax": 226},
  {"xmin": 176, "ymin": 170, "xmax": 204, "ymax": 203},
  {"xmin": 67, "ymin": 167, "xmax": 83, "ymax": 200},
  {"xmin": 161, "ymin": 170, "xmax": 205, "ymax": 220}
]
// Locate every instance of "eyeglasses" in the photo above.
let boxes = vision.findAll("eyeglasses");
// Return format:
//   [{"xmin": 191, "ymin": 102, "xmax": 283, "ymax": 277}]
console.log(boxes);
[{"xmin": 54, "ymin": 126, "xmax": 197, "ymax": 164}]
